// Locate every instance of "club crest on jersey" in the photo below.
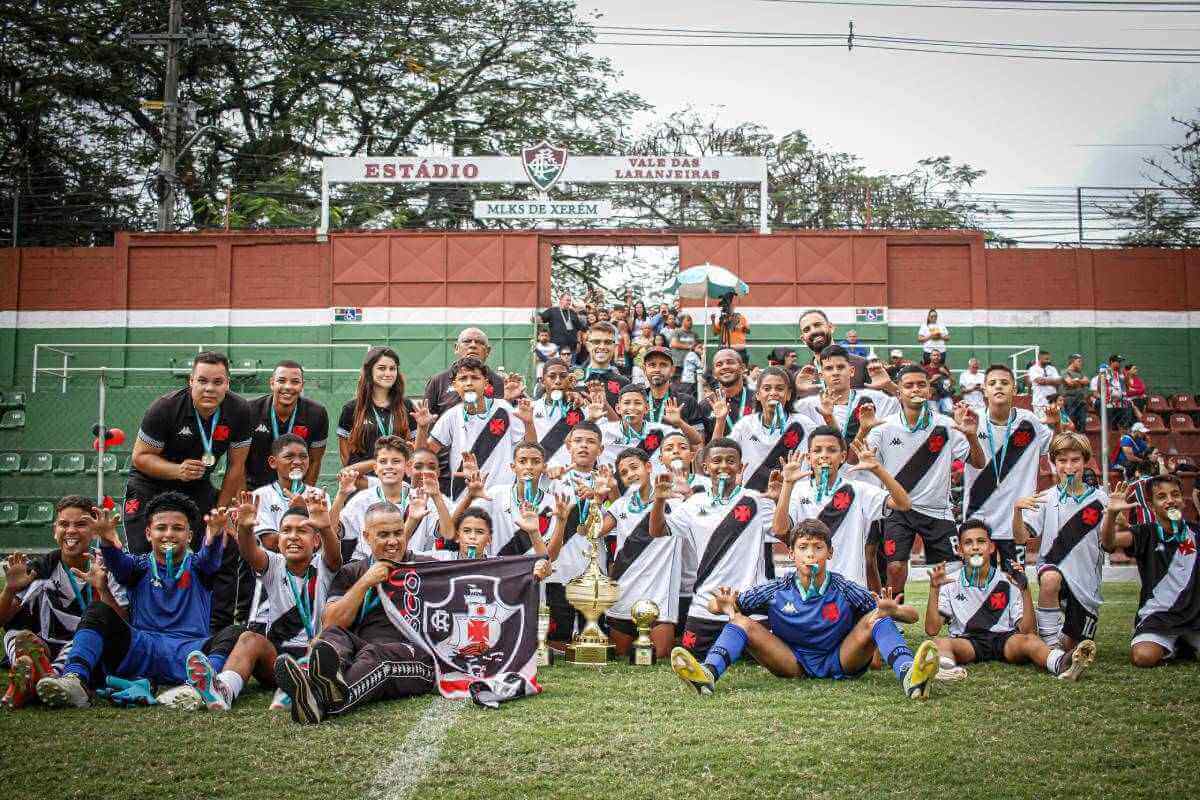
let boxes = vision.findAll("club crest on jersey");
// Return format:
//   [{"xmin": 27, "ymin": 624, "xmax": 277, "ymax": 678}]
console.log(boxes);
[
  {"xmin": 1180, "ymin": 537, "xmax": 1196, "ymax": 556},
  {"xmin": 988, "ymin": 590, "xmax": 1008, "ymax": 611},
  {"xmin": 928, "ymin": 434, "xmax": 946, "ymax": 454},
  {"xmin": 831, "ymin": 488, "xmax": 852, "ymax": 512},
  {"xmin": 426, "ymin": 577, "xmax": 523, "ymax": 678},
  {"xmin": 488, "ymin": 417, "xmax": 508, "ymax": 436},
  {"xmin": 783, "ymin": 429, "xmax": 801, "ymax": 449},
  {"xmin": 821, "ymin": 602, "xmax": 840, "ymax": 622},
  {"xmin": 733, "ymin": 503, "xmax": 753, "ymax": 523},
  {"xmin": 521, "ymin": 141, "xmax": 568, "ymax": 192},
  {"xmin": 883, "ymin": 539, "xmax": 897, "ymax": 557},
  {"xmin": 1081, "ymin": 507, "xmax": 1101, "ymax": 527},
  {"xmin": 294, "ymin": 425, "xmax": 309, "ymax": 439},
  {"xmin": 1012, "ymin": 430, "xmax": 1032, "ymax": 448},
  {"xmin": 565, "ymin": 409, "xmax": 583, "ymax": 426}
]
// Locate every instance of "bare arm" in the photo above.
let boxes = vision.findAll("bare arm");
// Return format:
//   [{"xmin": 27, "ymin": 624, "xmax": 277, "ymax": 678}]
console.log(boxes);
[
  {"xmin": 217, "ymin": 446, "xmax": 249, "ymax": 509},
  {"xmin": 131, "ymin": 438, "xmax": 201, "ymax": 482},
  {"xmin": 234, "ymin": 493, "xmax": 269, "ymax": 575},
  {"xmin": 322, "ymin": 563, "xmax": 388, "ymax": 629},
  {"xmin": 304, "ymin": 445, "xmax": 326, "ymax": 486}
]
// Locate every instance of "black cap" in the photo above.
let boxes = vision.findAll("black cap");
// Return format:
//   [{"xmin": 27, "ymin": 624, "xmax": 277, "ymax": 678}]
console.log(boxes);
[
  {"xmin": 643, "ymin": 346, "xmax": 674, "ymax": 363},
  {"xmin": 1107, "ymin": 353, "xmax": 1125, "ymax": 363}
]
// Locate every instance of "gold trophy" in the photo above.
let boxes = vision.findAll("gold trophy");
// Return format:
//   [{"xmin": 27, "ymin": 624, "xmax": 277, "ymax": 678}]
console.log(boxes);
[
  {"xmin": 536, "ymin": 603, "xmax": 553, "ymax": 667},
  {"xmin": 629, "ymin": 599, "xmax": 659, "ymax": 666},
  {"xmin": 564, "ymin": 501, "xmax": 619, "ymax": 665}
]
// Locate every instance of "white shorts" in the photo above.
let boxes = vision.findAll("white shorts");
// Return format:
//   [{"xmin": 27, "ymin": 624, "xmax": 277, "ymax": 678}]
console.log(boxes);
[{"xmin": 1131, "ymin": 630, "xmax": 1200, "ymax": 657}]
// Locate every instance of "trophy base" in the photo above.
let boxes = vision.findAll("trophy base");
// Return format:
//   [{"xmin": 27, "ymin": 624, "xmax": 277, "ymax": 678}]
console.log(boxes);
[
  {"xmin": 536, "ymin": 646, "xmax": 554, "ymax": 667},
  {"xmin": 565, "ymin": 639, "xmax": 615, "ymax": 665},
  {"xmin": 630, "ymin": 645, "xmax": 656, "ymax": 666}
]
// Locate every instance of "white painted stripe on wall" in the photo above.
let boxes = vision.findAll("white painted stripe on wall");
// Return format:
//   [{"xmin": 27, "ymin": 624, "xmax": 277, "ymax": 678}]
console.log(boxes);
[{"xmin": 4, "ymin": 306, "xmax": 1197, "ymax": 329}]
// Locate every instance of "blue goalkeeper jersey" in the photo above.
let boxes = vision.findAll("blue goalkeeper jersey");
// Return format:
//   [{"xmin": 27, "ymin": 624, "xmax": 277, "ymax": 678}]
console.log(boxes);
[
  {"xmin": 100, "ymin": 538, "xmax": 225, "ymax": 639},
  {"xmin": 736, "ymin": 570, "xmax": 876, "ymax": 655}
]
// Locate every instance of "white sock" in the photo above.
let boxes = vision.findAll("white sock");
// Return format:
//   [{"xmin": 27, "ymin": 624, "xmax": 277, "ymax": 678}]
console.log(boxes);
[
  {"xmin": 1045, "ymin": 648, "xmax": 1066, "ymax": 675},
  {"xmin": 939, "ymin": 655, "xmax": 957, "ymax": 670},
  {"xmin": 217, "ymin": 670, "xmax": 244, "ymax": 700},
  {"xmin": 1036, "ymin": 606, "xmax": 1064, "ymax": 647}
]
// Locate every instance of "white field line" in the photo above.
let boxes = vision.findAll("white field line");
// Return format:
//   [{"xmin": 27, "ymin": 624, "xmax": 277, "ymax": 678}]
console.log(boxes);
[{"xmin": 367, "ymin": 696, "xmax": 466, "ymax": 800}]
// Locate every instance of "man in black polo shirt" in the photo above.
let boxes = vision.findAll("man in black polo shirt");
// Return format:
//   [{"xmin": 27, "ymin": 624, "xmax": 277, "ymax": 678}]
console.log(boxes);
[
  {"xmin": 697, "ymin": 348, "xmax": 756, "ymax": 441},
  {"xmin": 539, "ymin": 292, "xmax": 585, "ymax": 362},
  {"xmin": 642, "ymin": 346, "xmax": 704, "ymax": 444},
  {"xmin": 245, "ymin": 360, "xmax": 330, "ymax": 490},
  {"xmin": 576, "ymin": 322, "xmax": 628, "ymax": 410},
  {"xmin": 422, "ymin": 327, "xmax": 507, "ymax": 417},
  {"xmin": 123, "ymin": 351, "xmax": 252, "ymax": 629}
]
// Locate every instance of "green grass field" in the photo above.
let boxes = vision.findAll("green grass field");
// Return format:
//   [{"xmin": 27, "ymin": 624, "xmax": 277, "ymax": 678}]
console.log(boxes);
[{"xmin": 3, "ymin": 582, "xmax": 1199, "ymax": 800}]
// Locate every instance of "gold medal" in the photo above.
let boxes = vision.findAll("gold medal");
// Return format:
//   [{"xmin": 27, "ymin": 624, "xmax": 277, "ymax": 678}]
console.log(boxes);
[{"xmin": 201, "ymin": 452, "xmax": 216, "ymax": 468}]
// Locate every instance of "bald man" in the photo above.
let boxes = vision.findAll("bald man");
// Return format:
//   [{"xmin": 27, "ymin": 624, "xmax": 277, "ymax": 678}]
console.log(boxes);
[{"xmin": 423, "ymin": 327, "xmax": 506, "ymax": 417}]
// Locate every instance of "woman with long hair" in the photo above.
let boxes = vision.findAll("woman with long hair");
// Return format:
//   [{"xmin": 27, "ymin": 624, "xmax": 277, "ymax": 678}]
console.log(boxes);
[{"xmin": 337, "ymin": 346, "xmax": 416, "ymax": 472}]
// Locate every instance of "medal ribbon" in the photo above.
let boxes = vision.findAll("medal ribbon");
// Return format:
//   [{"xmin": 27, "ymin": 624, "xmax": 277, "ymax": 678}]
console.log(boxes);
[
  {"xmin": 270, "ymin": 404, "xmax": 297, "ymax": 440},
  {"xmin": 902, "ymin": 404, "xmax": 931, "ymax": 434},
  {"xmin": 194, "ymin": 408, "xmax": 221, "ymax": 463},
  {"xmin": 462, "ymin": 397, "xmax": 494, "ymax": 422},
  {"xmin": 286, "ymin": 566, "xmax": 317, "ymax": 639},
  {"xmin": 372, "ymin": 406, "xmax": 392, "ymax": 436},
  {"xmin": 64, "ymin": 563, "xmax": 93, "ymax": 611},
  {"xmin": 149, "ymin": 548, "xmax": 192, "ymax": 586},
  {"xmin": 985, "ymin": 410, "xmax": 1016, "ymax": 485},
  {"xmin": 761, "ymin": 404, "xmax": 785, "ymax": 436},
  {"xmin": 724, "ymin": 386, "xmax": 750, "ymax": 431},
  {"xmin": 839, "ymin": 390, "xmax": 859, "ymax": 443}
]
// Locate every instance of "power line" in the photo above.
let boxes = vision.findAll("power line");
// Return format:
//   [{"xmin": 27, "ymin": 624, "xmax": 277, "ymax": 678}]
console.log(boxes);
[{"xmin": 752, "ymin": 0, "xmax": 1200, "ymax": 11}]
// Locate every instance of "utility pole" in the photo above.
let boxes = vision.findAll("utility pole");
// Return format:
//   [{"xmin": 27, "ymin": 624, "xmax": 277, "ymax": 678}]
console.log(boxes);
[{"xmin": 158, "ymin": 0, "xmax": 182, "ymax": 231}]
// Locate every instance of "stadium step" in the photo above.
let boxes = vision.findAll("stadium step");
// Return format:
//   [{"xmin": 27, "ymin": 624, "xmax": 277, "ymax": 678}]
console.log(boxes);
[
  {"xmin": 0, "ymin": 452, "xmax": 19, "ymax": 474},
  {"xmin": 21, "ymin": 452, "xmax": 53, "ymax": 474}
]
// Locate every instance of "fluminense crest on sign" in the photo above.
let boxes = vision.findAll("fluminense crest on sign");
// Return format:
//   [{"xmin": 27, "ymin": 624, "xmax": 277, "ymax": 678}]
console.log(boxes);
[{"xmin": 521, "ymin": 141, "xmax": 568, "ymax": 193}]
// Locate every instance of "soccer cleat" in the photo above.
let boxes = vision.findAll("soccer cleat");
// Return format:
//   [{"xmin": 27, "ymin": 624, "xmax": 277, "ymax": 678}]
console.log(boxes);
[
  {"xmin": 670, "ymin": 646, "xmax": 715, "ymax": 696},
  {"xmin": 36, "ymin": 673, "xmax": 89, "ymax": 708},
  {"xmin": 274, "ymin": 654, "xmax": 323, "ymax": 725},
  {"xmin": 3, "ymin": 657, "xmax": 36, "ymax": 709},
  {"xmin": 935, "ymin": 665, "xmax": 968, "ymax": 681},
  {"xmin": 156, "ymin": 684, "xmax": 203, "ymax": 711},
  {"xmin": 1058, "ymin": 640, "xmax": 1096, "ymax": 682},
  {"xmin": 306, "ymin": 639, "xmax": 347, "ymax": 707},
  {"xmin": 903, "ymin": 640, "xmax": 940, "ymax": 701},
  {"xmin": 12, "ymin": 631, "xmax": 54, "ymax": 681},
  {"xmin": 185, "ymin": 651, "xmax": 230, "ymax": 711},
  {"xmin": 269, "ymin": 688, "xmax": 292, "ymax": 711}
]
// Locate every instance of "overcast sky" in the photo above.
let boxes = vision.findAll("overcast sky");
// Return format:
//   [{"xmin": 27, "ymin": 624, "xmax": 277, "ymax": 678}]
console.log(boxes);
[{"xmin": 581, "ymin": 1, "xmax": 1199, "ymax": 198}]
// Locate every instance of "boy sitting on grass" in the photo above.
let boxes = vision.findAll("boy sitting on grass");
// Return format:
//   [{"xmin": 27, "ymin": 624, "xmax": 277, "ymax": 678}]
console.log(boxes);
[
  {"xmin": 925, "ymin": 518, "xmax": 1094, "ymax": 681},
  {"xmin": 670, "ymin": 519, "xmax": 939, "ymax": 700}
]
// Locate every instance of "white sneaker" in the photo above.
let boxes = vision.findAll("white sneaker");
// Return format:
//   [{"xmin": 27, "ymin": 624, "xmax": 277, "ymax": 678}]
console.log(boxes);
[
  {"xmin": 157, "ymin": 684, "xmax": 203, "ymax": 710},
  {"xmin": 36, "ymin": 673, "xmax": 89, "ymax": 708},
  {"xmin": 269, "ymin": 688, "xmax": 292, "ymax": 711},
  {"xmin": 936, "ymin": 665, "xmax": 968, "ymax": 681}
]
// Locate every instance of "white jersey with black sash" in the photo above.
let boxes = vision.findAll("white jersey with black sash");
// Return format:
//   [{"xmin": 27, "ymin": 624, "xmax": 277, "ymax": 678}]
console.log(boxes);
[
  {"xmin": 599, "ymin": 419, "xmax": 679, "ymax": 470},
  {"xmin": 1126, "ymin": 522, "xmax": 1200, "ymax": 637},
  {"xmin": 250, "ymin": 482, "xmax": 331, "ymax": 539},
  {"xmin": 674, "ymin": 474, "xmax": 712, "ymax": 599},
  {"xmin": 606, "ymin": 486, "xmax": 683, "ymax": 623},
  {"xmin": 339, "ymin": 485, "xmax": 444, "ymax": 561},
  {"xmin": 785, "ymin": 472, "xmax": 889, "ymax": 587},
  {"xmin": 545, "ymin": 468, "xmax": 607, "ymax": 585},
  {"xmin": 865, "ymin": 411, "xmax": 967, "ymax": 520},
  {"xmin": 937, "ymin": 566, "xmax": 1023, "ymax": 637},
  {"xmin": 729, "ymin": 411, "xmax": 811, "ymax": 494},
  {"xmin": 256, "ymin": 551, "xmax": 335, "ymax": 653},
  {"xmin": 474, "ymin": 482, "xmax": 556, "ymax": 558},
  {"xmin": 793, "ymin": 388, "xmax": 899, "ymax": 444},
  {"xmin": 529, "ymin": 399, "xmax": 585, "ymax": 468},
  {"xmin": 429, "ymin": 399, "xmax": 526, "ymax": 500},
  {"xmin": 664, "ymin": 488, "xmax": 775, "ymax": 622},
  {"xmin": 963, "ymin": 407, "xmax": 1052, "ymax": 540},
  {"xmin": 1025, "ymin": 486, "xmax": 1109, "ymax": 615},
  {"xmin": 7, "ymin": 552, "xmax": 128, "ymax": 659}
]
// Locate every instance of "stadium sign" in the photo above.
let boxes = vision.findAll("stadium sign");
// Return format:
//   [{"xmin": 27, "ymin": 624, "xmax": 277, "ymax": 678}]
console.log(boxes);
[
  {"xmin": 320, "ymin": 147, "xmax": 769, "ymax": 236},
  {"xmin": 473, "ymin": 199, "xmax": 612, "ymax": 220}
]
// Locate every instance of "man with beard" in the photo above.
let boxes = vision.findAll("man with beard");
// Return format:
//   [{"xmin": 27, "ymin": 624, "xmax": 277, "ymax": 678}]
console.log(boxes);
[
  {"xmin": 699, "ymin": 349, "xmax": 757, "ymax": 442},
  {"xmin": 798, "ymin": 310, "xmax": 870, "ymax": 390},
  {"xmin": 642, "ymin": 347, "xmax": 703, "ymax": 445},
  {"xmin": 576, "ymin": 322, "xmax": 629, "ymax": 412}
]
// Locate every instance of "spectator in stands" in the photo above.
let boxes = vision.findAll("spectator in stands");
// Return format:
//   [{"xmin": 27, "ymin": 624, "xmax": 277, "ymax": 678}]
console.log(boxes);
[
  {"xmin": 1126, "ymin": 363, "xmax": 1147, "ymax": 411},
  {"xmin": 1113, "ymin": 422, "xmax": 1157, "ymax": 478},
  {"xmin": 659, "ymin": 313, "xmax": 677, "ymax": 344},
  {"xmin": 1027, "ymin": 350, "xmax": 1062, "ymax": 416},
  {"xmin": 917, "ymin": 308, "xmax": 950, "ymax": 365},
  {"xmin": 339, "ymin": 346, "xmax": 415, "ymax": 473},
  {"xmin": 711, "ymin": 294, "xmax": 750, "ymax": 365},
  {"xmin": 630, "ymin": 322, "xmax": 654, "ymax": 373},
  {"xmin": 245, "ymin": 360, "xmax": 329, "ymax": 491},
  {"xmin": 533, "ymin": 329, "xmax": 558, "ymax": 379},
  {"xmin": 539, "ymin": 293, "xmax": 585, "ymax": 362},
  {"xmin": 798, "ymin": 309, "xmax": 868, "ymax": 389},
  {"xmin": 615, "ymin": 319, "xmax": 632, "ymax": 375},
  {"xmin": 886, "ymin": 348, "xmax": 910, "ymax": 381},
  {"xmin": 670, "ymin": 314, "xmax": 698, "ymax": 379},
  {"xmin": 959, "ymin": 357, "xmax": 985, "ymax": 413},
  {"xmin": 123, "ymin": 351, "xmax": 253, "ymax": 630},
  {"xmin": 423, "ymin": 328, "xmax": 506, "ymax": 417},
  {"xmin": 1091, "ymin": 354, "xmax": 1135, "ymax": 430},
  {"xmin": 682, "ymin": 342, "xmax": 705, "ymax": 391},
  {"xmin": 630, "ymin": 299, "xmax": 649, "ymax": 332},
  {"xmin": 1060, "ymin": 353, "xmax": 1090, "ymax": 434},
  {"xmin": 922, "ymin": 350, "xmax": 954, "ymax": 413},
  {"xmin": 841, "ymin": 329, "xmax": 869, "ymax": 358}
]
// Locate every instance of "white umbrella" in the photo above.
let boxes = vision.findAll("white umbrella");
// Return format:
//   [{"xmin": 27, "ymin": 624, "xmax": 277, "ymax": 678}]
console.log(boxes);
[{"xmin": 671, "ymin": 263, "xmax": 750, "ymax": 399}]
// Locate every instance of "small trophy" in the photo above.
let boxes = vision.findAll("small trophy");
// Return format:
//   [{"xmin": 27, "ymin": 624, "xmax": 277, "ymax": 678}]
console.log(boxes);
[
  {"xmin": 629, "ymin": 599, "xmax": 659, "ymax": 666},
  {"xmin": 564, "ymin": 501, "xmax": 619, "ymax": 665},
  {"xmin": 536, "ymin": 603, "xmax": 553, "ymax": 667}
]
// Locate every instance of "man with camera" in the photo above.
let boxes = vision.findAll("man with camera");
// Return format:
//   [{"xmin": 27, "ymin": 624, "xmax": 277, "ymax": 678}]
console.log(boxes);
[{"xmin": 711, "ymin": 293, "xmax": 750, "ymax": 365}]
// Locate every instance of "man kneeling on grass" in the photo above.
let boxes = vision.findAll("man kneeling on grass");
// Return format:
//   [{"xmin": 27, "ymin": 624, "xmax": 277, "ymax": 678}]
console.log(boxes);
[
  {"xmin": 670, "ymin": 519, "xmax": 940, "ymax": 700},
  {"xmin": 925, "ymin": 518, "xmax": 1094, "ymax": 681},
  {"xmin": 36, "ymin": 493, "xmax": 275, "ymax": 709}
]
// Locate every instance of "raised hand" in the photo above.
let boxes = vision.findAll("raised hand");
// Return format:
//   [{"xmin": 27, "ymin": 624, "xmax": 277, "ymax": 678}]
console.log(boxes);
[
  {"xmin": 856, "ymin": 402, "xmax": 877, "ymax": 432},
  {"xmin": 663, "ymin": 396, "xmax": 683, "ymax": 427},
  {"xmin": 593, "ymin": 465, "xmax": 616, "ymax": 498},
  {"xmin": 654, "ymin": 472, "xmax": 674, "ymax": 501},
  {"xmin": 504, "ymin": 372, "xmax": 526, "ymax": 402},
  {"xmin": 233, "ymin": 491, "xmax": 259, "ymax": 530},
  {"xmin": 847, "ymin": 440, "xmax": 880, "ymax": 473},
  {"xmin": 779, "ymin": 451, "xmax": 811, "ymax": 483},
  {"xmin": 952, "ymin": 402, "xmax": 979, "ymax": 437},
  {"xmin": 1005, "ymin": 559, "xmax": 1029, "ymax": 591},
  {"xmin": 71, "ymin": 554, "xmax": 109, "ymax": 594},
  {"xmin": 466, "ymin": 464, "xmax": 487, "ymax": 499},
  {"xmin": 1107, "ymin": 481, "xmax": 1137, "ymax": 514},
  {"xmin": 2, "ymin": 553, "xmax": 35, "ymax": 592},
  {"xmin": 866, "ymin": 362, "xmax": 891, "ymax": 390},
  {"xmin": 90, "ymin": 507, "xmax": 122, "ymax": 548},
  {"xmin": 553, "ymin": 491, "xmax": 576, "ymax": 520},
  {"xmin": 460, "ymin": 452, "xmax": 479, "ymax": 476},
  {"xmin": 546, "ymin": 465, "xmax": 567, "ymax": 481},
  {"xmin": 361, "ymin": 560, "xmax": 391, "ymax": 587},
  {"xmin": 707, "ymin": 391, "xmax": 729, "ymax": 421},
  {"xmin": 795, "ymin": 364, "xmax": 819, "ymax": 393},
  {"xmin": 515, "ymin": 396, "xmax": 535, "ymax": 425},
  {"xmin": 709, "ymin": 586, "xmax": 739, "ymax": 617},
  {"xmin": 765, "ymin": 468, "xmax": 783, "ymax": 502},
  {"xmin": 336, "ymin": 467, "xmax": 359, "ymax": 497},
  {"xmin": 408, "ymin": 485, "xmax": 430, "ymax": 521},
  {"xmin": 928, "ymin": 561, "xmax": 951, "ymax": 589},
  {"xmin": 532, "ymin": 558, "xmax": 552, "ymax": 580},
  {"xmin": 204, "ymin": 507, "xmax": 231, "ymax": 544},
  {"xmin": 1013, "ymin": 494, "xmax": 1044, "ymax": 512},
  {"xmin": 516, "ymin": 500, "xmax": 541, "ymax": 534},
  {"xmin": 305, "ymin": 489, "xmax": 331, "ymax": 529},
  {"xmin": 412, "ymin": 402, "xmax": 436, "ymax": 430},
  {"xmin": 818, "ymin": 390, "xmax": 836, "ymax": 422},
  {"xmin": 871, "ymin": 586, "xmax": 905, "ymax": 618}
]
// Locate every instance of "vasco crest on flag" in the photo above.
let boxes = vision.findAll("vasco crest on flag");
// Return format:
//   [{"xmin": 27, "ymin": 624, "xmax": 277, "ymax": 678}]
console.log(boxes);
[
  {"xmin": 378, "ymin": 555, "xmax": 543, "ymax": 704},
  {"xmin": 522, "ymin": 141, "xmax": 568, "ymax": 193}
]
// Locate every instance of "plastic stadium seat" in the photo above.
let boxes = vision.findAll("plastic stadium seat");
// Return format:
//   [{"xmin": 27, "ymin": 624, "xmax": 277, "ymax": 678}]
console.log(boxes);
[
  {"xmin": 0, "ymin": 391, "xmax": 25, "ymax": 410},
  {"xmin": 0, "ymin": 452, "xmax": 19, "ymax": 474},
  {"xmin": 93, "ymin": 452, "xmax": 119, "ymax": 473},
  {"xmin": 1170, "ymin": 413, "xmax": 1198, "ymax": 431},
  {"xmin": 0, "ymin": 409, "xmax": 26, "ymax": 429},
  {"xmin": 120, "ymin": 453, "xmax": 133, "ymax": 474},
  {"xmin": 1172, "ymin": 393, "xmax": 1199, "ymax": 413},
  {"xmin": 54, "ymin": 452, "xmax": 86, "ymax": 475},
  {"xmin": 1147, "ymin": 395, "xmax": 1170, "ymax": 414},
  {"xmin": 1085, "ymin": 414, "xmax": 1100, "ymax": 433},
  {"xmin": 22, "ymin": 452, "xmax": 53, "ymax": 474},
  {"xmin": 17, "ymin": 501, "xmax": 54, "ymax": 527},
  {"xmin": 0, "ymin": 502, "xmax": 17, "ymax": 526},
  {"xmin": 1143, "ymin": 413, "xmax": 1167, "ymax": 431}
]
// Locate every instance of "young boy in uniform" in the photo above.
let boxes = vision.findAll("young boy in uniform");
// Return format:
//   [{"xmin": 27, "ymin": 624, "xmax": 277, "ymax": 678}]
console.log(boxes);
[
  {"xmin": 1, "ymin": 496, "xmax": 128, "ymax": 708},
  {"xmin": 599, "ymin": 386, "xmax": 682, "ymax": 470},
  {"xmin": 925, "ymin": 518, "xmax": 1094, "ymax": 681},
  {"xmin": 516, "ymin": 357, "xmax": 585, "ymax": 469},
  {"xmin": 670, "ymin": 519, "xmax": 940, "ymax": 700},
  {"xmin": 463, "ymin": 441, "xmax": 557, "ymax": 558}
]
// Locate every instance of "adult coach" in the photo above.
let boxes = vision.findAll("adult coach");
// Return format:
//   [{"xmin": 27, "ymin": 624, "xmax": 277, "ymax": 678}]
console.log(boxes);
[
  {"xmin": 539, "ymin": 293, "xmax": 586, "ymax": 362},
  {"xmin": 123, "ymin": 351, "xmax": 252, "ymax": 628},
  {"xmin": 245, "ymin": 360, "xmax": 329, "ymax": 490},
  {"xmin": 798, "ymin": 309, "xmax": 869, "ymax": 390},
  {"xmin": 423, "ymin": 327, "xmax": 507, "ymax": 417}
]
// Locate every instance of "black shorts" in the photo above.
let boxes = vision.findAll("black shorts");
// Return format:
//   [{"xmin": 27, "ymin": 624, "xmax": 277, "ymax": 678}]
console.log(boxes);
[
  {"xmin": 677, "ymin": 596, "xmax": 693, "ymax": 625},
  {"xmin": 606, "ymin": 616, "xmax": 637, "ymax": 638},
  {"xmin": 960, "ymin": 630, "xmax": 1018, "ymax": 664},
  {"xmin": 882, "ymin": 509, "xmax": 958, "ymax": 564},
  {"xmin": 681, "ymin": 616, "xmax": 728, "ymax": 659},
  {"xmin": 1040, "ymin": 566, "xmax": 1100, "ymax": 642}
]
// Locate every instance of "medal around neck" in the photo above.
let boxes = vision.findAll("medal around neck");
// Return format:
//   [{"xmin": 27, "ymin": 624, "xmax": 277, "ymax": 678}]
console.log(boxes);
[
  {"xmin": 629, "ymin": 599, "xmax": 660, "ymax": 666},
  {"xmin": 463, "ymin": 391, "xmax": 479, "ymax": 405},
  {"xmin": 201, "ymin": 452, "xmax": 216, "ymax": 468},
  {"xmin": 550, "ymin": 390, "xmax": 564, "ymax": 402},
  {"xmin": 564, "ymin": 502, "xmax": 619, "ymax": 665}
]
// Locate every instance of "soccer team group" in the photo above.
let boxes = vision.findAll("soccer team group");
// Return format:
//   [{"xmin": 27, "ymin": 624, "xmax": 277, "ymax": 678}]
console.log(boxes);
[{"xmin": 2, "ymin": 310, "xmax": 1197, "ymax": 724}]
